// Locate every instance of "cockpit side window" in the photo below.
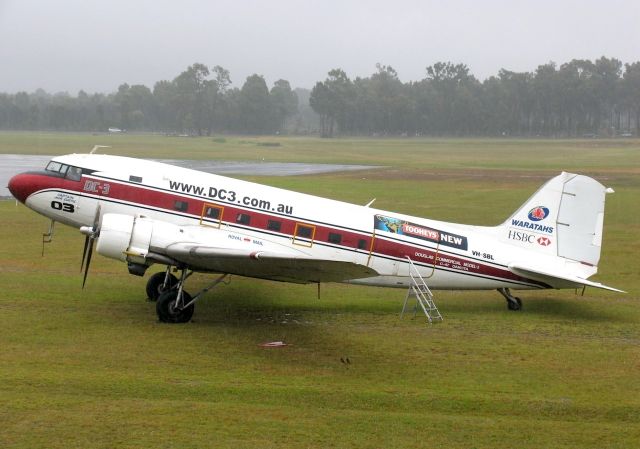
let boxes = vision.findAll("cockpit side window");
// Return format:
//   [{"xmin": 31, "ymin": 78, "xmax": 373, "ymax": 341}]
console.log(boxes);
[{"xmin": 65, "ymin": 166, "xmax": 83, "ymax": 181}]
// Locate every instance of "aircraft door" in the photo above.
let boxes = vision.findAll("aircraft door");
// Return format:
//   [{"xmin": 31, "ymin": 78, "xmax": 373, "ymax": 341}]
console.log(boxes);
[{"xmin": 367, "ymin": 232, "xmax": 399, "ymax": 276}]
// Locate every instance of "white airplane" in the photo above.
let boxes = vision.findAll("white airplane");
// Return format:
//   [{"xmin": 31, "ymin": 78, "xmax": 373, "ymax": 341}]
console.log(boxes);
[{"xmin": 8, "ymin": 153, "xmax": 622, "ymax": 323}]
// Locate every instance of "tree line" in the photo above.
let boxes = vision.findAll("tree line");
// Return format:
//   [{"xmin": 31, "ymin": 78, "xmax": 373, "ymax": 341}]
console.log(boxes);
[
  {"xmin": 310, "ymin": 58, "xmax": 640, "ymax": 137},
  {"xmin": 0, "ymin": 63, "xmax": 299, "ymax": 136},
  {"xmin": 1, "ymin": 57, "xmax": 639, "ymax": 137}
]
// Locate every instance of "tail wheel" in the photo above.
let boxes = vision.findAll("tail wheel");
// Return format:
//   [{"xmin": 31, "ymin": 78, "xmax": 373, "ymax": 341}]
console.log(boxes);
[
  {"xmin": 156, "ymin": 290, "xmax": 194, "ymax": 323},
  {"xmin": 146, "ymin": 271, "xmax": 178, "ymax": 301},
  {"xmin": 507, "ymin": 297, "xmax": 523, "ymax": 311}
]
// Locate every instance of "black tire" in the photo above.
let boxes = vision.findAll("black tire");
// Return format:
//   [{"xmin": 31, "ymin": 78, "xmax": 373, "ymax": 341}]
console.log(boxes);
[
  {"xmin": 156, "ymin": 290, "xmax": 194, "ymax": 323},
  {"xmin": 507, "ymin": 297, "xmax": 523, "ymax": 311},
  {"xmin": 146, "ymin": 272, "xmax": 178, "ymax": 301}
]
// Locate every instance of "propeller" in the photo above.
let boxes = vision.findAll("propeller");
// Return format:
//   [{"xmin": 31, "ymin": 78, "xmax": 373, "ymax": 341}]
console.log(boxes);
[{"xmin": 80, "ymin": 205, "xmax": 101, "ymax": 288}]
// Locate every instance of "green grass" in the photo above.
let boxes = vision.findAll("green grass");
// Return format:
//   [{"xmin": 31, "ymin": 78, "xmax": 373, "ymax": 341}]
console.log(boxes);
[
  {"xmin": 2, "ymin": 130, "xmax": 640, "ymax": 172},
  {"xmin": 1, "ymin": 133, "xmax": 639, "ymax": 448}
]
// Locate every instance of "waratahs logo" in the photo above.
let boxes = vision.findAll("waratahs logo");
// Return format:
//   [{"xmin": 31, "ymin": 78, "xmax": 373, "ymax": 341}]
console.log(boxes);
[{"xmin": 527, "ymin": 206, "xmax": 549, "ymax": 221}]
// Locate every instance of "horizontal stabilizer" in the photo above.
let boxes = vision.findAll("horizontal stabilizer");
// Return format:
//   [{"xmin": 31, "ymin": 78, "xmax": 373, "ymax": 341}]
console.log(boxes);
[{"xmin": 509, "ymin": 263, "xmax": 624, "ymax": 293}]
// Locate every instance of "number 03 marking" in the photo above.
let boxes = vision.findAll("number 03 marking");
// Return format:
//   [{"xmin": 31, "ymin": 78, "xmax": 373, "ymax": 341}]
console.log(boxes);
[{"xmin": 51, "ymin": 201, "xmax": 75, "ymax": 213}]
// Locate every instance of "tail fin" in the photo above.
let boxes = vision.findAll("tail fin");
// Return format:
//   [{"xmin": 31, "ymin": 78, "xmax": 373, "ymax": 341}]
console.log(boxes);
[{"xmin": 500, "ymin": 172, "xmax": 612, "ymax": 267}]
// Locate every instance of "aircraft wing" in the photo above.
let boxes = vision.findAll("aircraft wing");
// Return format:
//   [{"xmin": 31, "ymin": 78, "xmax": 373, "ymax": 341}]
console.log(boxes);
[
  {"xmin": 163, "ymin": 243, "xmax": 379, "ymax": 284},
  {"xmin": 508, "ymin": 263, "xmax": 624, "ymax": 293}
]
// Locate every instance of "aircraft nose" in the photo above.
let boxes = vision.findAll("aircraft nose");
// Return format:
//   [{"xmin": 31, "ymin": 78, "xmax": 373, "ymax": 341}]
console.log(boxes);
[{"xmin": 8, "ymin": 173, "xmax": 32, "ymax": 203}]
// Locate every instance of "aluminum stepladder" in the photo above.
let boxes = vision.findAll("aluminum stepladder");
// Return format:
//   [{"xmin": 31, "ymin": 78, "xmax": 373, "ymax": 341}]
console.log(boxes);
[{"xmin": 401, "ymin": 256, "xmax": 443, "ymax": 324}]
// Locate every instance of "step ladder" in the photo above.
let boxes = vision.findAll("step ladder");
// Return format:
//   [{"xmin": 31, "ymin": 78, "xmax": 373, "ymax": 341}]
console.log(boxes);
[{"xmin": 401, "ymin": 256, "xmax": 443, "ymax": 324}]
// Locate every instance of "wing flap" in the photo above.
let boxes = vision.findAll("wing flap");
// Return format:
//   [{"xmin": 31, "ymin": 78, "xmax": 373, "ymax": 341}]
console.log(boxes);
[
  {"xmin": 509, "ymin": 263, "xmax": 624, "ymax": 293},
  {"xmin": 165, "ymin": 243, "xmax": 378, "ymax": 283}
]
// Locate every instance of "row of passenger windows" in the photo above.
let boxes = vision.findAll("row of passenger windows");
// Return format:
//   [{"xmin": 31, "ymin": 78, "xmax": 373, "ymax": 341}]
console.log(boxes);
[{"xmin": 178, "ymin": 200, "xmax": 368, "ymax": 249}]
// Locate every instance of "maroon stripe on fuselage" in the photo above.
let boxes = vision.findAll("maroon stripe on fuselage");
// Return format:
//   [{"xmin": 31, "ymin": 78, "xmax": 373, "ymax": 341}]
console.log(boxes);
[
  {"xmin": 371, "ymin": 236, "xmax": 525, "ymax": 281},
  {"xmin": 61, "ymin": 174, "xmax": 535, "ymax": 286}
]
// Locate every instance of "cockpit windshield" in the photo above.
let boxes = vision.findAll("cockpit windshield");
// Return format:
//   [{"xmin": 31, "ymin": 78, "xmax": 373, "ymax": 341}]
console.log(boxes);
[
  {"xmin": 45, "ymin": 161, "xmax": 85, "ymax": 181},
  {"xmin": 45, "ymin": 161, "xmax": 68, "ymax": 175}
]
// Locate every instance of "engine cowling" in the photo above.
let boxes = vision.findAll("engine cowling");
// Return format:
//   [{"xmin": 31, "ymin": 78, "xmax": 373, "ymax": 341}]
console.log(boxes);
[{"xmin": 96, "ymin": 213, "xmax": 181, "ymax": 266}]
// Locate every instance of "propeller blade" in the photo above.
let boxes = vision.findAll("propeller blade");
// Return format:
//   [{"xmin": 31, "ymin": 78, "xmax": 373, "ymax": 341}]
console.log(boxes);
[
  {"xmin": 93, "ymin": 204, "xmax": 101, "ymax": 229},
  {"xmin": 80, "ymin": 205, "xmax": 101, "ymax": 288},
  {"xmin": 82, "ymin": 238, "xmax": 94, "ymax": 289},
  {"xmin": 81, "ymin": 235, "xmax": 90, "ymax": 272}
]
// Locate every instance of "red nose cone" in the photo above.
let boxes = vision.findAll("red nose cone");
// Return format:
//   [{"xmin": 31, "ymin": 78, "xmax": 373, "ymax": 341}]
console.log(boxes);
[{"xmin": 8, "ymin": 173, "xmax": 31, "ymax": 203}]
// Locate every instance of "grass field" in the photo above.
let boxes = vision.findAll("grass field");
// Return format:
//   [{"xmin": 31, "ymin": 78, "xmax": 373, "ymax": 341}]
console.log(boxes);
[{"xmin": 1, "ymin": 132, "xmax": 639, "ymax": 448}]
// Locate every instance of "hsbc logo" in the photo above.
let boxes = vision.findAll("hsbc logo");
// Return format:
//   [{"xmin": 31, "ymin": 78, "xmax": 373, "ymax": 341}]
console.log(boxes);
[
  {"xmin": 537, "ymin": 236, "xmax": 552, "ymax": 246},
  {"xmin": 508, "ymin": 229, "xmax": 535, "ymax": 243},
  {"xmin": 508, "ymin": 229, "xmax": 553, "ymax": 247}
]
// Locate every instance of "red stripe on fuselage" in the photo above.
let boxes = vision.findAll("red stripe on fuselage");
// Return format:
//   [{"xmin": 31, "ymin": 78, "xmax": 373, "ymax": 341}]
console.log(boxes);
[
  {"xmin": 10, "ymin": 172, "xmax": 72, "ymax": 203},
  {"xmin": 51, "ymin": 174, "xmax": 535, "ymax": 286}
]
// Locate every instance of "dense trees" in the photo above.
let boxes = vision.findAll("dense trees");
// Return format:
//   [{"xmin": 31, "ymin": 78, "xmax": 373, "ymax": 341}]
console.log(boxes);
[
  {"xmin": 0, "ymin": 57, "xmax": 638, "ymax": 136},
  {"xmin": 0, "ymin": 63, "xmax": 298, "ymax": 135},
  {"xmin": 310, "ymin": 57, "xmax": 639, "ymax": 137}
]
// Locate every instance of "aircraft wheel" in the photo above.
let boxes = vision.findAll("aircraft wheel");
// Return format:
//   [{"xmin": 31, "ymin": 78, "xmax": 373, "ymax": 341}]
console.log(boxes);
[
  {"xmin": 157, "ymin": 290, "xmax": 194, "ymax": 323},
  {"xmin": 507, "ymin": 297, "xmax": 522, "ymax": 311},
  {"xmin": 146, "ymin": 272, "xmax": 178, "ymax": 301}
]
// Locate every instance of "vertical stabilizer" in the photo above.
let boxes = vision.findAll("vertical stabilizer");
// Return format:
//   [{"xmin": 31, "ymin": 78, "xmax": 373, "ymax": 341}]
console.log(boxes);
[{"xmin": 500, "ymin": 172, "xmax": 611, "ymax": 267}]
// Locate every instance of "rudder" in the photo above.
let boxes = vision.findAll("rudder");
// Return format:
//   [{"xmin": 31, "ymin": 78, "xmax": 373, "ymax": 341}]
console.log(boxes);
[{"xmin": 556, "ymin": 174, "xmax": 611, "ymax": 266}]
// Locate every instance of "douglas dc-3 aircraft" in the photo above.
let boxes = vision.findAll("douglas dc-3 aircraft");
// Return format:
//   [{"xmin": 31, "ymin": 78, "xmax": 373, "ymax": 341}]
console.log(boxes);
[{"xmin": 8, "ymin": 153, "xmax": 622, "ymax": 323}]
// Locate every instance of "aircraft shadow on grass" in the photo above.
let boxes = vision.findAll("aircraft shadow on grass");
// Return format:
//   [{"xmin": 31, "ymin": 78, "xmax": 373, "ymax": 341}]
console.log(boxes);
[
  {"xmin": 441, "ymin": 293, "xmax": 625, "ymax": 322},
  {"xmin": 518, "ymin": 296, "xmax": 626, "ymax": 322}
]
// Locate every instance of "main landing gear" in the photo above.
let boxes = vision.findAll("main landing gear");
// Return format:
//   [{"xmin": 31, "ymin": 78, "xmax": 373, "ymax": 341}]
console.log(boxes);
[
  {"xmin": 146, "ymin": 267, "xmax": 229, "ymax": 323},
  {"xmin": 497, "ymin": 288, "xmax": 522, "ymax": 311},
  {"xmin": 146, "ymin": 268, "xmax": 178, "ymax": 301}
]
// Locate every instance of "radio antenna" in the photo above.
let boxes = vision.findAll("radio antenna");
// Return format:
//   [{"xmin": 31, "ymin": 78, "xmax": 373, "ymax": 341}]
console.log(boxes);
[{"xmin": 90, "ymin": 145, "xmax": 111, "ymax": 154}]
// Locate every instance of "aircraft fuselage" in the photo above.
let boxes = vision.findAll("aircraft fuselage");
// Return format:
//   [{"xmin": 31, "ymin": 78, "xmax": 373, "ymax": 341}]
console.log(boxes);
[{"xmin": 9, "ymin": 153, "xmax": 548, "ymax": 291}]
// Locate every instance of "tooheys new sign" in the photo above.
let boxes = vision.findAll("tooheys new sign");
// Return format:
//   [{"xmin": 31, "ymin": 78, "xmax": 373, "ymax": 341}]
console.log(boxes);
[{"xmin": 374, "ymin": 214, "xmax": 468, "ymax": 250}]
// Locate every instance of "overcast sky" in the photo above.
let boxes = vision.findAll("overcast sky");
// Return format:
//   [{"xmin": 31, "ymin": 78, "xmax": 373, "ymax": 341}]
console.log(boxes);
[{"xmin": 0, "ymin": 0, "xmax": 638, "ymax": 94}]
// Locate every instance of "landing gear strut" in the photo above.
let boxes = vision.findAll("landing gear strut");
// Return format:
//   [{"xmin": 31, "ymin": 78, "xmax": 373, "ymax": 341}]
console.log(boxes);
[
  {"xmin": 154, "ymin": 267, "xmax": 229, "ymax": 323},
  {"xmin": 497, "ymin": 288, "xmax": 522, "ymax": 311}
]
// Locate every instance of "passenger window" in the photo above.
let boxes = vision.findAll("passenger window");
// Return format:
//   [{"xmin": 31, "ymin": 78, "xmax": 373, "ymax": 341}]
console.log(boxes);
[
  {"xmin": 358, "ymin": 239, "xmax": 367, "ymax": 250},
  {"xmin": 199, "ymin": 203, "xmax": 224, "ymax": 228},
  {"xmin": 293, "ymin": 223, "xmax": 315, "ymax": 247},
  {"xmin": 236, "ymin": 213, "xmax": 251, "ymax": 225},
  {"xmin": 129, "ymin": 175, "xmax": 143, "ymax": 183},
  {"xmin": 267, "ymin": 220, "xmax": 282, "ymax": 232},
  {"xmin": 174, "ymin": 200, "xmax": 189, "ymax": 212},
  {"xmin": 328, "ymin": 232, "xmax": 342, "ymax": 244},
  {"xmin": 204, "ymin": 205, "xmax": 222, "ymax": 219},
  {"xmin": 295, "ymin": 224, "xmax": 314, "ymax": 239}
]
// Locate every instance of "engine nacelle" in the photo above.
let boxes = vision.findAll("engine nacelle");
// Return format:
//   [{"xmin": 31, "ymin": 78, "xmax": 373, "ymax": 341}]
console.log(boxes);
[
  {"xmin": 96, "ymin": 214, "xmax": 134, "ymax": 261},
  {"xmin": 96, "ymin": 213, "xmax": 181, "ymax": 266}
]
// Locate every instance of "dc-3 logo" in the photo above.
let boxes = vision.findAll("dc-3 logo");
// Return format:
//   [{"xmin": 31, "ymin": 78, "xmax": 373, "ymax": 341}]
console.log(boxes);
[{"xmin": 528, "ymin": 206, "xmax": 549, "ymax": 221}]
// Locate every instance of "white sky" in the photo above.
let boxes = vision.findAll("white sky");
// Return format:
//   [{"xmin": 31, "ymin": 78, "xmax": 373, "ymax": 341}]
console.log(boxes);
[{"xmin": 0, "ymin": 0, "xmax": 638, "ymax": 93}]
